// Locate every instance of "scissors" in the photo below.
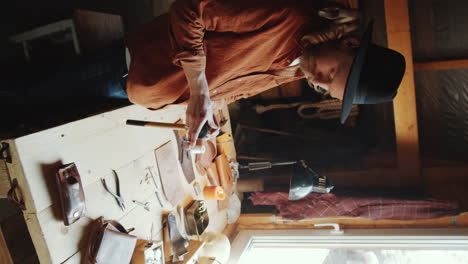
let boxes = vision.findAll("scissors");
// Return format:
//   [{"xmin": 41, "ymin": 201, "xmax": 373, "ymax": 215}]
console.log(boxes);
[{"xmin": 101, "ymin": 170, "xmax": 125, "ymax": 211}]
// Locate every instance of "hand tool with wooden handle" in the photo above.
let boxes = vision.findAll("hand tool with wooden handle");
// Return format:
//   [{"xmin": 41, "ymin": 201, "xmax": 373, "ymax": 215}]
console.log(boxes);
[{"xmin": 126, "ymin": 119, "xmax": 209, "ymax": 139}]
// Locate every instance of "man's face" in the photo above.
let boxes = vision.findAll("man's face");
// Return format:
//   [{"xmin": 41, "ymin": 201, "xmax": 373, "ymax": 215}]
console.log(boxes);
[{"xmin": 300, "ymin": 39, "xmax": 358, "ymax": 100}]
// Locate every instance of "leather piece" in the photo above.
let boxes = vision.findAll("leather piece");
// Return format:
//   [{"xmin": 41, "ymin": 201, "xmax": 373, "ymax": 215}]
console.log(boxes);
[
  {"xmin": 215, "ymin": 154, "xmax": 233, "ymax": 191},
  {"xmin": 86, "ymin": 217, "xmax": 137, "ymax": 264},
  {"xmin": 55, "ymin": 163, "xmax": 85, "ymax": 225},
  {"xmin": 215, "ymin": 154, "xmax": 233, "ymax": 210},
  {"xmin": 174, "ymin": 131, "xmax": 196, "ymax": 183},
  {"xmin": 205, "ymin": 162, "xmax": 220, "ymax": 186},
  {"xmin": 195, "ymin": 138, "xmax": 217, "ymax": 175},
  {"xmin": 95, "ymin": 226, "xmax": 137, "ymax": 264},
  {"xmin": 155, "ymin": 141, "xmax": 186, "ymax": 206},
  {"xmin": 216, "ymin": 132, "xmax": 234, "ymax": 157}
]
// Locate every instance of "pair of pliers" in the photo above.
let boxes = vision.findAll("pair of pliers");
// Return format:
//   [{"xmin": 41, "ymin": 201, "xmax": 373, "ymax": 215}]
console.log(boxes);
[{"xmin": 101, "ymin": 170, "xmax": 125, "ymax": 211}]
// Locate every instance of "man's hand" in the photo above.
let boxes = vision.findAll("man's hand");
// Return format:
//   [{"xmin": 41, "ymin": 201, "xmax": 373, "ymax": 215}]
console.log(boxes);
[
  {"xmin": 186, "ymin": 94, "xmax": 219, "ymax": 148},
  {"xmin": 319, "ymin": 7, "xmax": 361, "ymax": 35},
  {"xmin": 181, "ymin": 60, "xmax": 219, "ymax": 148},
  {"xmin": 301, "ymin": 7, "xmax": 361, "ymax": 46}
]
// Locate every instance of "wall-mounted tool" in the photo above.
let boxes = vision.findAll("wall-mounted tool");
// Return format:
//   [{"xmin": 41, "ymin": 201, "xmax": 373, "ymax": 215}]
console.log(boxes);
[
  {"xmin": 239, "ymin": 161, "xmax": 297, "ymax": 171},
  {"xmin": 101, "ymin": 170, "xmax": 125, "ymax": 211},
  {"xmin": 289, "ymin": 160, "xmax": 334, "ymax": 200},
  {"xmin": 240, "ymin": 160, "xmax": 334, "ymax": 200},
  {"xmin": 55, "ymin": 163, "xmax": 86, "ymax": 225}
]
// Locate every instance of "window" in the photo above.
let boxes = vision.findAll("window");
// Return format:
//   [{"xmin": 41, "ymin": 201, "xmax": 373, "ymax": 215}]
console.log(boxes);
[{"xmin": 229, "ymin": 229, "xmax": 468, "ymax": 264}]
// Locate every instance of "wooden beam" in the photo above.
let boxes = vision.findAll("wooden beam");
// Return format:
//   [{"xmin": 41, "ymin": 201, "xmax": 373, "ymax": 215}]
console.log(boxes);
[
  {"xmin": 384, "ymin": 0, "xmax": 421, "ymax": 185},
  {"xmin": 305, "ymin": 166, "xmax": 468, "ymax": 187},
  {"xmin": 414, "ymin": 59, "xmax": 468, "ymax": 72},
  {"xmin": 237, "ymin": 213, "xmax": 468, "ymax": 230}
]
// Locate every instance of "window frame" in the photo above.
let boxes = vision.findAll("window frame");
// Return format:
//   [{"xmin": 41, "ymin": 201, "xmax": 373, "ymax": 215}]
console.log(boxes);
[{"xmin": 229, "ymin": 228, "xmax": 468, "ymax": 264}]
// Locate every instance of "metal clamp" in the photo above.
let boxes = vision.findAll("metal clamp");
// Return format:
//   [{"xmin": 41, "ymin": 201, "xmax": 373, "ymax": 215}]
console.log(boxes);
[{"xmin": 0, "ymin": 142, "xmax": 12, "ymax": 163}]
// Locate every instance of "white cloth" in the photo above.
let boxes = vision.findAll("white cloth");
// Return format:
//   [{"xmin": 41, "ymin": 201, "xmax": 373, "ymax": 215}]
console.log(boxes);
[{"xmin": 288, "ymin": 58, "xmax": 300, "ymax": 67}]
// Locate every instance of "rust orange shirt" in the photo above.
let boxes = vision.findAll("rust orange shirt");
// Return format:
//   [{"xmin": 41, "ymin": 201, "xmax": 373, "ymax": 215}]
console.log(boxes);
[{"xmin": 125, "ymin": 0, "xmax": 327, "ymax": 109}]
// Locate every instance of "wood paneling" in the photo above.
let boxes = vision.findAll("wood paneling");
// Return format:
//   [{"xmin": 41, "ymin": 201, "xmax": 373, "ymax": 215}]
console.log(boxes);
[
  {"xmin": 424, "ymin": 166, "xmax": 468, "ymax": 184},
  {"xmin": 73, "ymin": 9, "xmax": 124, "ymax": 54},
  {"xmin": 325, "ymin": 169, "xmax": 401, "ymax": 187},
  {"xmin": 415, "ymin": 59, "xmax": 468, "ymax": 72},
  {"xmin": 324, "ymin": 165, "xmax": 468, "ymax": 187}
]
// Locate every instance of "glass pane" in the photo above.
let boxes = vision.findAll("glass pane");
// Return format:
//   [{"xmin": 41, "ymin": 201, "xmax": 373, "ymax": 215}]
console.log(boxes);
[
  {"xmin": 321, "ymin": 249, "xmax": 468, "ymax": 264},
  {"xmin": 241, "ymin": 248, "xmax": 330, "ymax": 264},
  {"xmin": 241, "ymin": 248, "xmax": 468, "ymax": 264},
  {"xmin": 380, "ymin": 250, "xmax": 468, "ymax": 264}
]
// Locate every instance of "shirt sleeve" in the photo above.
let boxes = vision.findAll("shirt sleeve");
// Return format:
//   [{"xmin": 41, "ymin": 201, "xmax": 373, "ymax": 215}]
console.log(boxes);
[{"xmin": 169, "ymin": 0, "xmax": 317, "ymax": 71}]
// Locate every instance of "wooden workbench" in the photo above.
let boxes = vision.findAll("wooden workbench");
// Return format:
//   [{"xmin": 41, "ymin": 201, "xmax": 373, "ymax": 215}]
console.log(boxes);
[{"xmin": 0, "ymin": 104, "xmax": 233, "ymax": 264}]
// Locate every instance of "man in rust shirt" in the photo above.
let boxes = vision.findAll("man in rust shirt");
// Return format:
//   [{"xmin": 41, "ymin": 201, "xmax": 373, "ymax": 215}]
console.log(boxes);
[
  {"xmin": 8, "ymin": 0, "xmax": 403, "ymax": 147},
  {"xmin": 125, "ymin": 0, "xmax": 405, "ymax": 147}
]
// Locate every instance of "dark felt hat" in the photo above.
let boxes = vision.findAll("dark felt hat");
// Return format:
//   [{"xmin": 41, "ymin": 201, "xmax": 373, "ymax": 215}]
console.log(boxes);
[{"xmin": 340, "ymin": 22, "xmax": 406, "ymax": 124}]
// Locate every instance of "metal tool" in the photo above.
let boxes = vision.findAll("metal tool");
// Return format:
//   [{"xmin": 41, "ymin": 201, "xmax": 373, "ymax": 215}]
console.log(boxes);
[
  {"xmin": 101, "ymin": 170, "xmax": 125, "ymax": 211},
  {"xmin": 239, "ymin": 161, "xmax": 298, "ymax": 171},
  {"xmin": 289, "ymin": 160, "xmax": 334, "ymax": 200},
  {"xmin": 218, "ymin": 109, "xmax": 228, "ymax": 127},
  {"xmin": 180, "ymin": 140, "xmax": 205, "ymax": 164},
  {"xmin": 147, "ymin": 167, "xmax": 164, "ymax": 208},
  {"xmin": 168, "ymin": 213, "xmax": 189, "ymax": 259},
  {"xmin": 132, "ymin": 200, "xmax": 150, "ymax": 211},
  {"xmin": 127, "ymin": 120, "xmax": 209, "ymax": 139},
  {"xmin": 180, "ymin": 139, "xmax": 190, "ymax": 166},
  {"xmin": 184, "ymin": 200, "xmax": 209, "ymax": 236},
  {"xmin": 126, "ymin": 120, "xmax": 187, "ymax": 130}
]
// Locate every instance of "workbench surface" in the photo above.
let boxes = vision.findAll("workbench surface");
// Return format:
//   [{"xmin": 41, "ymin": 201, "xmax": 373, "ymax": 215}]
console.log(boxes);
[{"xmin": 1, "ymin": 104, "xmax": 232, "ymax": 264}]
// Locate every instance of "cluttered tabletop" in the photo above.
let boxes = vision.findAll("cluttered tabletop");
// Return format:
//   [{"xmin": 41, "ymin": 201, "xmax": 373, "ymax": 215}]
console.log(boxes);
[{"xmin": 1, "ymin": 104, "xmax": 238, "ymax": 264}]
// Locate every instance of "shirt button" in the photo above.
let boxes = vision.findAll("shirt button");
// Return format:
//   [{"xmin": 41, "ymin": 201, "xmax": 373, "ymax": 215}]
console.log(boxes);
[
  {"xmin": 213, "ymin": 90, "xmax": 217, "ymax": 94},
  {"xmin": 287, "ymin": 59, "xmax": 291, "ymax": 63},
  {"xmin": 237, "ymin": 79, "xmax": 242, "ymax": 82}
]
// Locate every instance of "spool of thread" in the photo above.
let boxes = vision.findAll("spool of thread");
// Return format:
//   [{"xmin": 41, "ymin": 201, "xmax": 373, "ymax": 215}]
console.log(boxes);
[
  {"xmin": 190, "ymin": 144, "xmax": 206, "ymax": 154},
  {"xmin": 203, "ymin": 186, "xmax": 225, "ymax": 200}
]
